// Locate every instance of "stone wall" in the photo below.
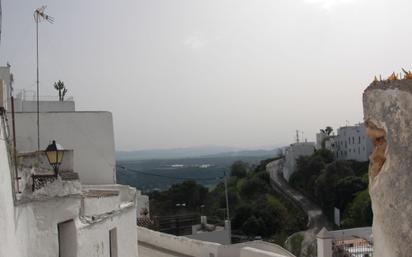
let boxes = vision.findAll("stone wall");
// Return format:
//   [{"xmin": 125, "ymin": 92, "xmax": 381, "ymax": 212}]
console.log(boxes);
[{"xmin": 363, "ymin": 80, "xmax": 412, "ymax": 257}]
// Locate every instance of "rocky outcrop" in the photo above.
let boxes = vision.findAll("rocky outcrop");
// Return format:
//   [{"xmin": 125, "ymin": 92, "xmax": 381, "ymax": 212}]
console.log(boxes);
[{"xmin": 363, "ymin": 80, "xmax": 412, "ymax": 257}]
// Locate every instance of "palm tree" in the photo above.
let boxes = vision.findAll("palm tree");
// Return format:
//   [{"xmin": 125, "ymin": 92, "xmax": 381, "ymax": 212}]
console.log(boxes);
[
  {"xmin": 320, "ymin": 126, "xmax": 334, "ymax": 149},
  {"xmin": 320, "ymin": 126, "xmax": 333, "ymax": 136},
  {"xmin": 53, "ymin": 80, "xmax": 68, "ymax": 101}
]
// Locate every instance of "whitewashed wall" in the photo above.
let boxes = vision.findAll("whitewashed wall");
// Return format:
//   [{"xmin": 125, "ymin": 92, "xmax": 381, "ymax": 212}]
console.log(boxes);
[
  {"xmin": 0, "ymin": 118, "xmax": 23, "ymax": 257},
  {"xmin": 13, "ymin": 99, "xmax": 75, "ymax": 112},
  {"xmin": 186, "ymin": 229, "xmax": 231, "ymax": 245},
  {"xmin": 283, "ymin": 142, "xmax": 315, "ymax": 181},
  {"xmin": 136, "ymin": 191, "xmax": 150, "ymax": 217},
  {"xmin": 240, "ymin": 247, "xmax": 288, "ymax": 257},
  {"xmin": 12, "ymin": 112, "xmax": 116, "ymax": 184},
  {"xmin": 78, "ymin": 206, "xmax": 138, "ymax": 257},
  {"xmin": 138, "ymin": 226, "xmax": 220, "ymax": 257},
  {"xmin": 15, "ymin": 197, "xmax": 82, "ymax": 257}
]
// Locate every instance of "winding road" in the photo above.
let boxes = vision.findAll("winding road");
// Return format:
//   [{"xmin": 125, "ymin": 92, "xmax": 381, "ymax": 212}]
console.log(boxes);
[{"xmin": 266, "ymin": 159, "xmax": 332, "ymax": 255}]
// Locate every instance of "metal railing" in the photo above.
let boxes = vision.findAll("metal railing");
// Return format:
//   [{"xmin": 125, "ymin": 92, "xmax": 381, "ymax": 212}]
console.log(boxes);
[{"xmin": 333, "ymin": 238, "xmax": 373, "ymax": 257}]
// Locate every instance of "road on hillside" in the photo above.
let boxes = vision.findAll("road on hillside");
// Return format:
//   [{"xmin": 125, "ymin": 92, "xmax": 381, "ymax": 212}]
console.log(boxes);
[{"xmin": 266, "ymin": 159, "xmax": 333, "ymax": 253}]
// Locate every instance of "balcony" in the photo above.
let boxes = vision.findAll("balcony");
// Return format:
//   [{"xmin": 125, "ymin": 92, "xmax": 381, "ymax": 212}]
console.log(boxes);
[{"xmin": 16, "ymin": 150, "xmax": 81, "ymax": 201}]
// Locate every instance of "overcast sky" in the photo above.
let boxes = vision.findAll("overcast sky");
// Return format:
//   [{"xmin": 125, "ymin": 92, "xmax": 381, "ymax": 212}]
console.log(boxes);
[{"xmin": 2, "ymin": 0, "xmax": 412, "ymax": 150}]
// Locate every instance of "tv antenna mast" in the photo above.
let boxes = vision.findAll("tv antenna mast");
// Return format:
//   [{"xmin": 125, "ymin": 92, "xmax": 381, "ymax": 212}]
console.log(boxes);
[
  {"xmin": 33, "ymin": 6, "xmax": 53, "ymax": 151},
  {"xmin": 296, "ymin": 130, "xmax": 300, "ymax": 143}
]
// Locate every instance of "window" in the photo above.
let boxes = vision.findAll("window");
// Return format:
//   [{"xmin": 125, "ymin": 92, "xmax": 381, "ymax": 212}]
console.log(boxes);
[
  {"xmin": 110, "ymin": 228, "xmax": 118, "ymax": 257},
  {"xmin": 358, "ymin": 136, "xmax": 361, "ymax": 144}
]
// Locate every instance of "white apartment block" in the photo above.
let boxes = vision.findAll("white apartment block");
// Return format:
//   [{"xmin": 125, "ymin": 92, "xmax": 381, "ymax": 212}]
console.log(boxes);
[
  {"xmin": 334, "ymin": 124, "xmax": 372, "ymax": 162},
  {"xmin": 315, "ymin": 124, "xmax": 373, "ymax": 162}
]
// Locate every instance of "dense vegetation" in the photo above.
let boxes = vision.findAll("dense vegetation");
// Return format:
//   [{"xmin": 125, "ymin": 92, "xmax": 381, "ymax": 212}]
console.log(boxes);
[
  {"xmin": 117, "ymin": 155, "xmax": 276, "ymax": 191},
  {"xmin": 149, "ymin": 157, "xmax": 307, "ymax": 242},
  {"xmin": 288, "ymin": 149, "xmax": 372, "ymax": 228}
]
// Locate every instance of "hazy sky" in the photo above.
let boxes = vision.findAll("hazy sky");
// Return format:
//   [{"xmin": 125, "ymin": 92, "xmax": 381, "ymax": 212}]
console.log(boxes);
[{"xmin": 2, "ymin": 0, "xmax": 412, "ymax": 150}]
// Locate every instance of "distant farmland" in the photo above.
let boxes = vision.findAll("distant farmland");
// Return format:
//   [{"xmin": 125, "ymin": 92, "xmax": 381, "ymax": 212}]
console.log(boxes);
[{"xmin": 116, "ymin": 155, "xmax": 273, "ymax": 192}]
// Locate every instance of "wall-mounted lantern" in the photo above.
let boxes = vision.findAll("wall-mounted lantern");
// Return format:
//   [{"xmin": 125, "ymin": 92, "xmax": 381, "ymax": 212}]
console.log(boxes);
[{"xmin": 45, "ymin": 140, "xmax": 64, "ymax": 176}]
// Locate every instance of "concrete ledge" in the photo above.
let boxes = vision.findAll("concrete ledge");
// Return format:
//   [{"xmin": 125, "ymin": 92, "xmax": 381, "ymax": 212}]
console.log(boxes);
[
  {"xmin": 240, "ymin": 247, "xmax": 290, "ymax": 257},
  {"xmin": 138, "ymin": 226, "xmax": 220, "ymax": 257}
]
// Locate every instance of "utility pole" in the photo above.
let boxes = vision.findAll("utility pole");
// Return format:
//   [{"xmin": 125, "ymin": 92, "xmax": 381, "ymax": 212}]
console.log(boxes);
[
  {"xmin": 296, "ymin": 130, "xmax": 300, "ymax": 143},
  {"xmin": 33, "ymin": 6, "xmax": 53, "ymax": 152},
  {"xmin": 224, "ymin": 170, "xmax": 230, "ymax": 220}
]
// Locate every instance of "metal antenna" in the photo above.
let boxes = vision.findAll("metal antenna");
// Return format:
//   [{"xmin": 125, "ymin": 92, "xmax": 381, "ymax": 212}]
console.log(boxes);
[
  {"xmin": 0, "ymin": 0, "xmax": 2, "ymax": 45},
  {"xmin": 33, "ymin": 6, "xmax": 53, "ymax": 152},
  {"xmin": 34, "ymin": 6, "xmax": 54, "ymax": 24}
]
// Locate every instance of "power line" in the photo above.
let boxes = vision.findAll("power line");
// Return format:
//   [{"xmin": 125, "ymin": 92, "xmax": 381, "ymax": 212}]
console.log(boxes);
[{"xmin": 116, "ymin": 165, "xmax": 224, "ymax": 182}]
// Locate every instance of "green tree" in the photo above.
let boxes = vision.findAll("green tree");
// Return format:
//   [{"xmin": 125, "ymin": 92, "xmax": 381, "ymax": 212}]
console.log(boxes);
[
  {"xmin": 230, "ymin": 161, "xmax": 248, "ymax": 178},
  {"xmin": 242, "ymin": 215, "xmax": 264, "ymax": 238},
  {"xmin": 341, "ymin": 189, "xmax": 373, "ymax": 228},
  {"xmin": 239, "ymin": 177, "xmax": 269, "ymax": 199},
  {"xmin": 315, "ymin": 161, "xmax": 355, "ymax": 212},
  {"xmin": 335, "ymin": 176, "xmax": 367, "ymax": 210}
]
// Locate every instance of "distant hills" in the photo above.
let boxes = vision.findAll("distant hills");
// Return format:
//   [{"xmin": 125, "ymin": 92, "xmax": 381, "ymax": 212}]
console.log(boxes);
[{"xmin": 116, "ymin": 145, "xmax": 281, "ymax": 160}]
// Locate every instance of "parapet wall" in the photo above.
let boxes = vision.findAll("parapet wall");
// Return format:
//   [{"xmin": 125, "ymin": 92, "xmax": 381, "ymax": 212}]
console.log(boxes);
[
  {"xmin": 363, "ymin": 79, "xmax": 412, "ymax": 257},
  {"xmin": 137, "ymin": 226, "xmax": 294, "ymax": 257},
  {"xmin": 138, "ymin": 226, "xmax": 220, "ymax": 257}
]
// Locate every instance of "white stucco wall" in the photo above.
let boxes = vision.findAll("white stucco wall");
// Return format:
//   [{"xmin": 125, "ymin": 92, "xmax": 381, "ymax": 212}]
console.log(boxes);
[
  {"xmin": 316, "ymin": 132, "xmax": 327, "ymax": 149},
  {"xmin": 83, "ymin": 195, "xmax": 120, "ymax": 216},
  {"xmin": 335, "ymin": 124, "xmax": 372, "ymax": 161},
  {"xmin": 13, "ymin": 99, "xmax": 75, "ymax": 112},
  {"xmin": 78, "ymin": 206, "xmax": 138, "ymax": 257},
  {"xmin": 283, "ymin": 142, "xmax": 315, "ymax": 181},
  {"xmin": 0, "ymin": 116, "xmax": 23, "ymax": 257},
  {"xmin": 136, "ymin": 191, "xmax": 150, "ymax": 217},
  {"xmin": 1, "ymin": 106, "xmax": 137, "ymax": 257},
  {"xmin": 0, "ymin": 66, "xmax": 12, "ymax": 98},
  {"xmin": 138, "ymin": 226, "xmax": 220, "ymax": 257},
  {"xmin": 240, "ymin": 247, "xmax": 289, "ymax": 257},
  {"xmin": 11, "ymin": 112, "xmax": 116, "ymax": 184},
  {"xmin": 186, "ymin": 229, "xmax": 231, "ymax": 245},
  {"xmin": 14, "ymin": 197, "xmax": 82, "ymax": 257},
  {"xmin": 217, "ymin": 241, "xmax": 295, "ymax": 257}
]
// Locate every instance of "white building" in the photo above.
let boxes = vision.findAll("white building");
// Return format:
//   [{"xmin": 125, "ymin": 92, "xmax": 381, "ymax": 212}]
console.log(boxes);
[
  {"xmin": 7, "ymin": 86, "xmax": 115, "ymax": 184},
  {"xmin": 316, "ymin": 132, "xmax": 328, "ymax": 150},
  {"xmin": 282, "ymin": 142, "xmax": 316, "ymax": 181},
  {"xmin": 317, "ymin": 227, "xmax": 373, "ymax": 257},
  {"xmin": 0, "ymin": 68, "xmax": 139, "ymax": 257},
  {"xmin": 334, "ymin": 124, "xmax": 372, "ymax": 162}
]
